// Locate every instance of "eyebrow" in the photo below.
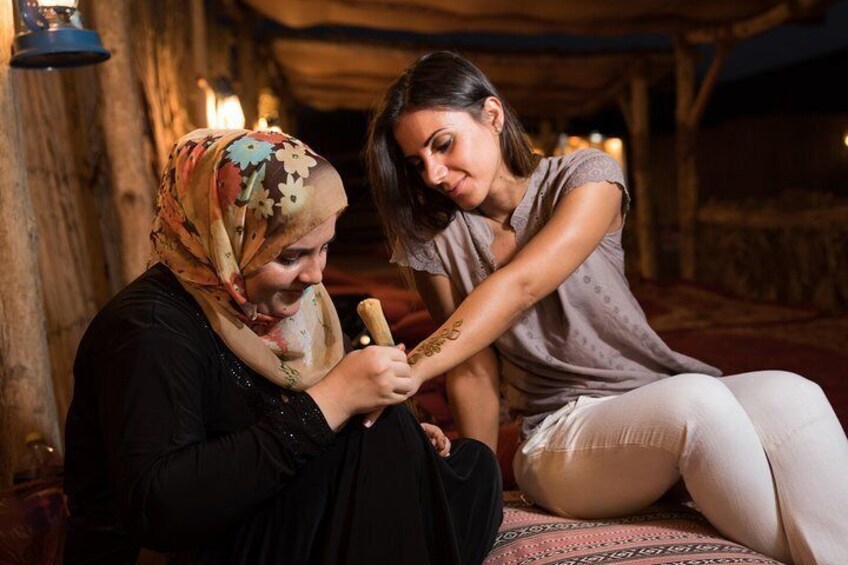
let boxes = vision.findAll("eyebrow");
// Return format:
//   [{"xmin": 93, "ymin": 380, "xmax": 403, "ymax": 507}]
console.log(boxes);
[
  {"xmin": 404, "ymin": 128, "xmax": 448, "ymax": 161},
  {"xmin": 282, "ymin": 234, "xmax": 337, "ymax": 254}
]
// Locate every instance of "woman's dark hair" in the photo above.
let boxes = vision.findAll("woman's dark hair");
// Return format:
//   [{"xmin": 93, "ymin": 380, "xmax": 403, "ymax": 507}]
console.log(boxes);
[{"xmin": 365, "ymin": 51, "xmax": 539, "ymax": 248}]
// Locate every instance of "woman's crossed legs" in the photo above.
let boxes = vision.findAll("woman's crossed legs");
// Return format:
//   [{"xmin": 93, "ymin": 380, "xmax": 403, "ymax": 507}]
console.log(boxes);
[{"xmin": 514, "ymin": 371, "xmax": 848, "ymax": 564}]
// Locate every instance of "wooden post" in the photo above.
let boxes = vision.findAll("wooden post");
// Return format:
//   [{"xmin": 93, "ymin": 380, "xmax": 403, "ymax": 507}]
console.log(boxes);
[
  {"xmin": 237, "ymin": 24, "xmax": 259, "ymax": 130},
  {"xmin": 266, "ymin": 58, "xmax": 297, "ymax": 134},
  {"xmin": 0, "ymin": 1, "xmax": 62, "ymax": 486},
  {"xmin": 629, "ymin": 62, "xmax": 658, "ymax": 280},
  {"xmin": 91, "ymin": 0, "xmax": 156, "ymax": 284},
  {"xmin": 191, "ymin": 0, "xmax": 208, "ymax": 128},
  {"xmin": 675, "ymin": 38, "xmax": 698, "ymax": 281},
  {"xmin": 674, "ymin": 38, "xmax": 731, "ymax": 280}
]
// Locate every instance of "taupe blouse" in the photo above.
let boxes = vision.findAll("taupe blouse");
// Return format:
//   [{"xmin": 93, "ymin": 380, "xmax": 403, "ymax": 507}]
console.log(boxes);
[{"xmin": 394, "ymin": 149, "xmax": 720, "ymax": 437}]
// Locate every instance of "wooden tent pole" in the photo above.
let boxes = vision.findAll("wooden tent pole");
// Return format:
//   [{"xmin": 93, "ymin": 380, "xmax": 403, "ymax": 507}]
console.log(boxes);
[
  {"xmin": 674, "ymin": 38, "xmax": 730, "ymax": 281},
  {"xmin": 191, "ymin": 0, "xmax": 208, "ymax": 128},
  {"xmin": 0, "ymin": 2, "xmax": 62, "ymax": 487},
  {"xmin": 629, "ymin": 61, "xmax": 658, "ymax": 280},
  {"xmin": 237, "ymin": 22, "xmax": 259, "ymax": 130},
  {"xmin": 266, "ymin": 58, "xmax": 297, "ymax": 133},
  {"xmin": 91, "ymin": 0, "xmax": 156, "ymax": 285},
  {"xmin": 675, "ymin": 37, "xmax": 698, "ymax": 281},
  {"xmin": 691, "ymin": 42, "xmax": 731, "ymax": 127}
]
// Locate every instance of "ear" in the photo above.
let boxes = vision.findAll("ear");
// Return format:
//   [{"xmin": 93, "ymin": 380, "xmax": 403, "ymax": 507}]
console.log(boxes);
[{"xmin": 482, "ymin": 97, "xmax": 504, "ymax": 133}]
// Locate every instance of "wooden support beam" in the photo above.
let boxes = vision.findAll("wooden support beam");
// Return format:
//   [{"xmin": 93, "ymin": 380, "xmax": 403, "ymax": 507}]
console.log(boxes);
[
  {"xmin": 629, "ymin": 61, "xmax": 658, "ymax": 280},
  {"xmin": 675, "ymin": 37, "xmax": 698, "ymax": 281},
  {"xmin": 237, "ymin": 22, "xmax": 260, "ymax": 130},
  {"xmin": 191, "ymin": 0, "xmax": 208, "ymax": 128},
  {"xmin": 690, "ymin": 41, "xmax": 732, "ymax": 129},
  {"xmin": 685, "ymin": 0, "xmax": 823, "ymax": 44},
  {"xmin": 616, "ymin": 90, "xmax": 634, "ymax": 135},
  {"xmin": 674, "ymin": 38, "xmax": 730, "ymax": 281},
  {"xmin": 91, "ymin": 0, "xmax": 156, "ymax": 284},
  {"xmin": 266, "ymin": 57, "xmax": 297, "ymax": 133},
  {"xmin": 0, "ymin": 2, "xmax": 61, "ymax": 487}
]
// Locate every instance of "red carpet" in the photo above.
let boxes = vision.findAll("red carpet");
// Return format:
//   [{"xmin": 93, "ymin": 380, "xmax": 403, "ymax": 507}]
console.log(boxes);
[
  {"xmin": 661, "ymin": 330, "xmax": 848, "ymax": 431},
  {"xmin": 633, "ymin": 279, "xmax": 848, "ymax": 432}
]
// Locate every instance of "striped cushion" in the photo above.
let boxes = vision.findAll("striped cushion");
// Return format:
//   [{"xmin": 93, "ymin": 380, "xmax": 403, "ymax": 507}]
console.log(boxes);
[{"xmin": 485, "ymin": 494, "xmax": 783, "ymax": 565}]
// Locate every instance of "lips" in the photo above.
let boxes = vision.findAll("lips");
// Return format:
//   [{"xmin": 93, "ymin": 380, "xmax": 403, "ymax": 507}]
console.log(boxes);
[{"xmin": 445, "ymin": 175, "xmax": 466, "ymax": 196}]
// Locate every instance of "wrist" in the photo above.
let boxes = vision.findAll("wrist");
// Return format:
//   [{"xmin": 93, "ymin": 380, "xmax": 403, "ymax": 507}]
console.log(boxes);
[
  {"xmin": 410, "ymin": 363, "xmax": 428, "ymax": 389},
  {"xmin": 306, "ymin": 378, "xmax": 353, "ymax": 431}
]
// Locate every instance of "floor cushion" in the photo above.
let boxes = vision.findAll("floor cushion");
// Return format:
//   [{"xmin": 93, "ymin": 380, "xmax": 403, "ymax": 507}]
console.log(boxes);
[{"xmin": 485, "ymin": 492, "xmax": 783, "ymax": 565}]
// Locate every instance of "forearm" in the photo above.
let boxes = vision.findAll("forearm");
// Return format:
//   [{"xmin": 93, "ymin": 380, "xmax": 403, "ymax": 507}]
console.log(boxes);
[
  {"xmin": 409, "ymin": 270, "xmax": 530, "ymax": 383},
  {"xmin": 118, "ymin": 393, "xmax": 335, "ymax": 550},
  {"xmin": 446, "ymin": 365, "xmax": 500, "ymax": 452}
]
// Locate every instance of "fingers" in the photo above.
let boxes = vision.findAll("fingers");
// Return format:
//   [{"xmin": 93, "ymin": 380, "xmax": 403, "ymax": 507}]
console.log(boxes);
[
  {"xmin": 439, "ymin": 437, "xmax": 451, "ymax": 457},
  {"xmin": 353, "ymin": 346, "xmax": 417, "ymax": 427},
  {"xmin": 420, "ymin": 423, "xmax": 451, "ymax": 457},
  {"xmin": 362, "ymin": 408, "xmax": 383, "ymax": 428},
  {"xmin": 378, "ymin": 345, "xmax": 408, "ymax": 363}
]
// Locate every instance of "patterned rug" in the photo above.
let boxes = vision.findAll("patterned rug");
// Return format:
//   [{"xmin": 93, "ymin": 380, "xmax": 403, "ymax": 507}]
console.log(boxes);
[{"xmin": 484, "ymin": 494, "xmax": 781, "ymax": 565}]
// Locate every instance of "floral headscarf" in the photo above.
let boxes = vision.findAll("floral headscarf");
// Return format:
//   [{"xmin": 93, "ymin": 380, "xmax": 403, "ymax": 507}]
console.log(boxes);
[{"xmin": 151, "ymin": 129, "xmax": 347, "ymax": 390}]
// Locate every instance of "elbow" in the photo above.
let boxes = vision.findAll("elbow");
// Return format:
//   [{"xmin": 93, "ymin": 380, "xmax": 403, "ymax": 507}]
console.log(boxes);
[
  {"xmin": 121, "ymin": 478, "xmax": 208, "ymax": 552},
  {"xmin": 514, "ymin": 277, "xmax": 541, "ymax": 314},
  {"xmin": 123, "ymin": 498, "xmax": 190, "ymax": 552}
]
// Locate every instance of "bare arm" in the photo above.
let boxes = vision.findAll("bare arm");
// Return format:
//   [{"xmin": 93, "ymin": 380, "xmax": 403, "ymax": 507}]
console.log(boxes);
[
  {"xmin": 408, "ymin": 180, "xmax": 623, "ymax": 385},
  {"xmin": 412, "ymin": 270, "xmax": 501, "ymax": 451}
]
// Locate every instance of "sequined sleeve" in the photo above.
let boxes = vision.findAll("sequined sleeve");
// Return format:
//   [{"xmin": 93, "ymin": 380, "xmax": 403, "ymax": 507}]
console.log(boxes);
[{"xmin": 261, "ymin": 392, "xmax": 336, "ymax": 467}]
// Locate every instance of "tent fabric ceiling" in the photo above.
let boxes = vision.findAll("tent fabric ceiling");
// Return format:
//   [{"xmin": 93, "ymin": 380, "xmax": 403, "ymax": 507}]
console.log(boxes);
[
  {"xmin": 271, "ymin": 39, "xmax": 673, "ymax": 117},
  {"xmin": 244, "ymin": 0, "xmax": 814, "ymax": 36},
  {"xmin": 246, "ymin": 0, "xmax": 830, "ymax": 114}
]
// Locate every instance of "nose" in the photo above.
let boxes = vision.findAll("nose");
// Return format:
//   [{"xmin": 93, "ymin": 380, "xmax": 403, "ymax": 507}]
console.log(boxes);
[
  {"xmin": 422, "ymin": 157, "xmax": 448, "ymax": 188},
  {"xmin": 298, "ymin": 255, "xmax": 324, "ymax": 285}
]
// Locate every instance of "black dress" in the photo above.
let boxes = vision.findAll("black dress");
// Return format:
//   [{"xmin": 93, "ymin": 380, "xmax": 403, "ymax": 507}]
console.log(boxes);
[{"xmin": 63, "ymin": 264, "xmax": 502, "ymax": 564}]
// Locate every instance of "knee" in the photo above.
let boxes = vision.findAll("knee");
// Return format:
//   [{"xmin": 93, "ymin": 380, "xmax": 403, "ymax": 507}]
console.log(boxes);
[
  {"xmin": 744, "ymin": 370, "xmax": 826, "ymax": 410},
  {"xmin": 650, "ymin": 374, "xmax": 763, "ymax": 449},
  {"xmin": 454, "ymin": 438, "xmax": 502, "ymax": 484},
  {"xmin": 659, "ymin": 373, "xmax": 739, "ymax": 426}
]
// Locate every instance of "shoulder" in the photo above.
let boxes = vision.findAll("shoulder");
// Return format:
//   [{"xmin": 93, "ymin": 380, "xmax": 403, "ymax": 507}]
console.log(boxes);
[
  {"xmin": 544, "ymin": 150, "xmax": 626, "ymax": 190},
  {"xmin": 78, "ymin": 264, "xmax": 212, "ymax": 358},
  {"xmin": 537, "ymin": 150, "xmax": 629, "ymax": 212}
]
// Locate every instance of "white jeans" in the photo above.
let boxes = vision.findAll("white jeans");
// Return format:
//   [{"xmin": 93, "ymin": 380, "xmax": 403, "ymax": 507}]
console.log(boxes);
[{"xmin": 513, "ymin": 372, "xmax": 848, "ymax": 565}]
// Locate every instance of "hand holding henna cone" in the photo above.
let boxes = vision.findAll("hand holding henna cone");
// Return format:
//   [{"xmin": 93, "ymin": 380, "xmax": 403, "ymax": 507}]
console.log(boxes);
[
  {"xmin": 356, "ymin": 298, "xmax": 419, "ymax": 423},
  {"xmin": 356, "ymin": 298, "xmax": 395, "ymax": 347}
]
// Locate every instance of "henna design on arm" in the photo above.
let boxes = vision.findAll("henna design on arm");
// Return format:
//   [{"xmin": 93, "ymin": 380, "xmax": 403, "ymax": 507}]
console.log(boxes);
[{"xmin": 408, "ymin": 320, "xmax": 463, "ymax": 365}]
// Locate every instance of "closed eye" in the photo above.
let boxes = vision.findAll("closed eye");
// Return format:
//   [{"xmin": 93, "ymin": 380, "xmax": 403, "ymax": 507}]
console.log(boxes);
[
  {"xmin": 277, "ymin": 255, "xmax": 299, "ymax": 267},
  {"xmin": 434, "ymin": 138, "xmax": 452, "ymax": 153}
]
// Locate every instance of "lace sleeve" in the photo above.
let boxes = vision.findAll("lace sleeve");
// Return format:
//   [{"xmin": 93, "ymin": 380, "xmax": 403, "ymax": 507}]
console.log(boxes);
[
  {"xmin": 390, "ymin": 238, "xmax": 448, "ymax": 277},
  {"xmin": 561, "ymin": 149, "xmax": 630, "ymax": 213}
]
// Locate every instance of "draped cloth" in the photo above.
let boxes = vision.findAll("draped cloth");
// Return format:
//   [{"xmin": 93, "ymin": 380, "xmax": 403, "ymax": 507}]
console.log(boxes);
[{"xmin": 150, "ymin": 129, "xmax": 347, "ymax": 390}]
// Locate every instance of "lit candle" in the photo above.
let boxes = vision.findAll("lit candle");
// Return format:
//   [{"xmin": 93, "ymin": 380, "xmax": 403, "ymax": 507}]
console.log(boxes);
[{"xmin": 38, "ymin": 0, "xmax": 78, "ymax": 8}]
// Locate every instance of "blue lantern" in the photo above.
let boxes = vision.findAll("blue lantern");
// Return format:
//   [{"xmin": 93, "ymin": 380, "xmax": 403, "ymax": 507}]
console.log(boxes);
[{"xmin": 11, "ymin": 0, "xmax": 110, "ymax": 69}]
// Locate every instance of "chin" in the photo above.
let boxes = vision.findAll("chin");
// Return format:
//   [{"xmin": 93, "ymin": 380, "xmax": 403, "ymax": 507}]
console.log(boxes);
[
  {"xmin": 455, "ymin": 193, "xmax": 485, "ymax": 211},
  {"xmin": 266, "ymin": 301, "xmax": 300, "ymax": 320},
  {"xmin": 281, "ymin": 302, "xmax": 301, "ymax": 317}
]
